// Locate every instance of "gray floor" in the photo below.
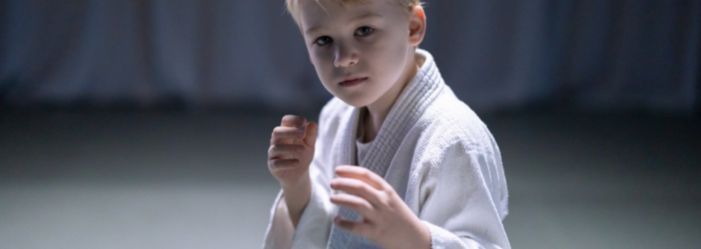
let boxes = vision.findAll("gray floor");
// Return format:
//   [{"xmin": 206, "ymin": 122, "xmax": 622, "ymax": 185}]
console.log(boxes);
[{"xmin": 1, "ymin": 109, "xmax": 700, "ymax": 249}]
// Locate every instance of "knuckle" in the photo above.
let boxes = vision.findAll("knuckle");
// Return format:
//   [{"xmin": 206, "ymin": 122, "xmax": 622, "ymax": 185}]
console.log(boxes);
[
  {"xmin": 282, "ymin": 114, "xmax": 297, "ymax": 121},
  {"xmin": 282, "ymin": 115, "xmax": 305, "ymax": 124},
  {"xmin": 289, "ymin": 144, "xmax": 302, "ymax": 152},
  {"xmin": 385, "ymin": 189, "xmax": 398, "ymax": 200},
  {"xmin": 268, "ymin": 159, "xmax": 279, "ymax": 168},
  {"xmin": 270, "ymin": 159, "xmax": 288, "ymax": 168},
  {"xmin": 360, "ymin": 200, "xmax": 372, "ymax": 210},
  {"xmin": 355, "ymin": 184, "xmax": 370, "ymax": 196},
  {"xmin": 361, "ymin": 183, "xmax": 373, "ymax": 193},
  {"xmin": 271, "ymin": 126, "xmax": 282, "ymax": 133},
  {"xmin": 379, "ymin": 191, "xmax": 392, "ymax": 206},
  {"xmin": 360, "ymin": 170, "xmax": 372, "ymax": 179},
  {"xmin": 359, "ymin": 225, "xmax": 374, "ymax": 239},
  {"xmin": 273, "ymin": 144, "xmax": 283, "ymax": 152},
  {"xmin": 346, "ymin": 200, "xmax": 361, "ymax": 210},
  {"xmin": 271, "ymin": 137, "xmax": 285, "ymax": 145},
  {"xmin": 344, "ymin": 181, "xmax": 361, "ymax": 192}
]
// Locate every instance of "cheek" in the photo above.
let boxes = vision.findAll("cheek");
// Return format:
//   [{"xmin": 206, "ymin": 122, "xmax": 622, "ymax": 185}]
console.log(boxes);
[
  {"xmin": 307, "ymin": 48, "xmax": 320, "ymax": 66},
  {"xmin": 368, "ymin": 40, "xmax": 408, "ymax": 78},
  {"xmin": 308, "ymin": 50, "xmax": 334, "ymax": 83},
  {"xmin": 308, "ymin": 50, "xmax": 326, "ymax": 69}
]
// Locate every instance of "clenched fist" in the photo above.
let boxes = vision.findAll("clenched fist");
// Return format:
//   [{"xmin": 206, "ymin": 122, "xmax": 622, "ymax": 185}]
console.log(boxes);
[
  {"xmin": 268, "ymin": 115, "xmax": 318, "ymax": 188},
  {"xmin": 268, "ymin": 115, "xmax": 318, "ymax": 226}
]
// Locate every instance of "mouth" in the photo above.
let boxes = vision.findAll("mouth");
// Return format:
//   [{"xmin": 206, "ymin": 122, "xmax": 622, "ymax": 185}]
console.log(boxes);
[{"xmin": 338, "ymin": 77, "xmax": 369, "ymax": 87}]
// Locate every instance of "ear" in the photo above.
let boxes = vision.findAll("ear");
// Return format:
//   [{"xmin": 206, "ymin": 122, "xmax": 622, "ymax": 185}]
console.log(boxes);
[{"xmin": 408, "ymin": 5, "xmax": 426, "ymax": 47}]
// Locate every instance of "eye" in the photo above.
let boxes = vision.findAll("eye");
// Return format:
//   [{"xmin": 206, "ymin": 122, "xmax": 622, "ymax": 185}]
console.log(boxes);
[
  {"xmin": 354, "ymin": 26, "xmax": 375, "ymax": 37},
  {"xmin": 314, "ymin": 36, "xmax": 333, "ymax": 46}
]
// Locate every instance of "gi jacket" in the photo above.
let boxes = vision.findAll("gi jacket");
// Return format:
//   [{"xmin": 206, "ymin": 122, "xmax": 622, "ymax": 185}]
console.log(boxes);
[{"xmin": 264, "ymin": 49, "xmax": 511, "ymax": 249}]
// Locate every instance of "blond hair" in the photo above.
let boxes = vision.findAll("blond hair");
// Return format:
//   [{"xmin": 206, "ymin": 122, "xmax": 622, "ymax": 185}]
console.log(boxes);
[{"xmin": 285, "ymin": 0, "xmax": 422, "ymax": 25}]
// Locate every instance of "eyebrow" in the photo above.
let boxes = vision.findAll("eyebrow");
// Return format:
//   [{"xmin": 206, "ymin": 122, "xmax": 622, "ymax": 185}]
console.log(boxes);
[{"xmin": 304, "ymin": 12, "xmax": 383, "ymax": 35}]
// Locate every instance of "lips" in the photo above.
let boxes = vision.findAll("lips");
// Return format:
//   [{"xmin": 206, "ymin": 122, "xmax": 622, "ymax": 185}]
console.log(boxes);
[{"xmin": 338, "ymin": 77, "xmax": 369, "ymax": 87}]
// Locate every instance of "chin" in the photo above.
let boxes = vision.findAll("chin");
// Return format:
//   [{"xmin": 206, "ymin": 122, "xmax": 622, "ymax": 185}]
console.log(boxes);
[
  {"xmin": 336, "ymin": 95, "xmax": 374, "ymax": 108},
  {"xmin": 338, "ymin": 98, "xmax": 367, "ymax": 108}
]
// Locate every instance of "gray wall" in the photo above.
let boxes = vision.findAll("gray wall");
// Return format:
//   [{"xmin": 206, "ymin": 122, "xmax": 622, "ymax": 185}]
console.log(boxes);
[{"xmin": 1, "ymin": 0, "xmax": 699, "ymax": 113}]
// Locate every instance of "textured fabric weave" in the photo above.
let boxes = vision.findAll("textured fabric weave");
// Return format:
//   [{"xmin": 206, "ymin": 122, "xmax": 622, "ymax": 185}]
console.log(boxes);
[{"xmin": 264, "ymin": 49, "xmax": 511, "ymax": 249}]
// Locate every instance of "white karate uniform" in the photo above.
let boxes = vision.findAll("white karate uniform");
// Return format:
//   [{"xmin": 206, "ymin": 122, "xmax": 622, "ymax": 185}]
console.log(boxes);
[{"xmin": 263, "ymin": 49, "xmax": 511, "ymax": 249}]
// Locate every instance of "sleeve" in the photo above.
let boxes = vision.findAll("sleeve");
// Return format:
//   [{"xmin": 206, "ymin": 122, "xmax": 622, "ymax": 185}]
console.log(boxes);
[
  {"xmin": 262, "ymin": 100, "xmax": 340, "ymax": 249},
  {"xmin": 418, "ymin": 144, "xmax": 511, "ymax": 249},
  {"xmin": 262, "ymin": 160, "xmax": 336, "ymax": 249}
]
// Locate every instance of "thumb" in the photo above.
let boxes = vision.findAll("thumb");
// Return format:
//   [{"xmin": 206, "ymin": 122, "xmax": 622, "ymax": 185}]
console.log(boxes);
[{"xmin": 303, "ymin": 121, "xmax": 318, "ymax": 147}]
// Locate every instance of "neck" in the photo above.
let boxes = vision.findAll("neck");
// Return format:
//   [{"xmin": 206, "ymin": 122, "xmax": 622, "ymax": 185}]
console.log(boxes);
[{"xmin": 360, "ymin": 52, "xmax": 420, "ymax": 142}]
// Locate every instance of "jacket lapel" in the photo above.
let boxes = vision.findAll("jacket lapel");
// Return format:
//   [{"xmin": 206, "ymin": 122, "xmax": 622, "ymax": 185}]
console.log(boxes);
[{"xmin": 360, "ymin": 50, "xmax": 445, "ymax": 179}]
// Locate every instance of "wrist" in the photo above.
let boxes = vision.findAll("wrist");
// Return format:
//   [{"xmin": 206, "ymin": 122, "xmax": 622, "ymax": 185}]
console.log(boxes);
[
  {"xmin": 282, "ymin": 177, "xmax": 311, "ymax": 227},
  {"xmin": 281, "ymin": 172, "xmax": 311, "ymax": 192},
  {"xmin": 390, "ymin": 218, "xmax": 431, "ymax": 249},
  {"xmin": 415, "ymin": 220, "xmax": 432, "ymax": 249}
]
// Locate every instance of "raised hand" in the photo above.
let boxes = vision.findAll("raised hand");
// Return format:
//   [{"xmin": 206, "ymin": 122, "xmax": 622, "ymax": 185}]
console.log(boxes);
[
  {"xmin": 268, "ymin": 115, "xmax": 317, "ymax": 188},
  {"xmin": 330, "ymin": 165, "xmax": 431, "ymax": 249},
  {"xmin": 267, "ymin": 114, "xmax": 318, "ymax": 226}
]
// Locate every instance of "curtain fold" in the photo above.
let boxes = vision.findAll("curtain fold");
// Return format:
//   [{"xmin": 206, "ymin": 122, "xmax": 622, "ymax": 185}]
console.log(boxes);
[{"xmin": 1, "ymin": 0, "xmax": 698, "ymax": 113}]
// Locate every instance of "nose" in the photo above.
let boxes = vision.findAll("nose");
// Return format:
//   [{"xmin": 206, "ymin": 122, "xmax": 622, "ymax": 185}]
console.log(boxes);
[{"xmin": 333, "ymin": 43, "xmax": 359, "ymax": 68}]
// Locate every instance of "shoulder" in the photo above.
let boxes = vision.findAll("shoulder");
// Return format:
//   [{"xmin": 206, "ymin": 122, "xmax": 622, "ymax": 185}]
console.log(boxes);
[
  {"xmin": 417, "ymin": 91, "xmax": 497, "ymax": 153},
  {"xmin": 406, "ymin": 90, "xmax": 503, "ymax": 182},
  {"xmin": 319, "ymin": 97, "xmax": 351, "ymax": 119},
  {"xmin": 318, "ymin": 97, "xmax": 353, "ymax": 131},
  {"xmin": 415, "ymin": 91, "xmax": 505, "ymax": 176},
  {"xmin": 314, "ymin": 98, "xmax": 356, "ymax": 150},
  {"xmin": 411, "ymin": 93, "xmax": 507, "ymax": 208}
]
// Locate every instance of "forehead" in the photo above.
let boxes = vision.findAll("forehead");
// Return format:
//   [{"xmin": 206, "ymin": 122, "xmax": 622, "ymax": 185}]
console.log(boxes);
[{"xmin": 297, "ymin": 0, "xmax": 406, "ymax": 31}]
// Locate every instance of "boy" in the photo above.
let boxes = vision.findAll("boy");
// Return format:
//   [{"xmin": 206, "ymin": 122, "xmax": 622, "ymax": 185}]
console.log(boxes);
[{"xmin": 264, "ymin": 0, "xmax": 510, "ymax": 248}]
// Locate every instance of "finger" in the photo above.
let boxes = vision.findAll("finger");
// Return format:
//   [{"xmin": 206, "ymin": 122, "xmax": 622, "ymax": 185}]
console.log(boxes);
[
  {"xmin": 271, "ymin": 126, "xmax": 305, "ymax": 144},
  {"xmin": 330, "ymin": 193, "xmax": 376, "ymax": 220},
  {"xmin": 281, "ymin": 115, "xmax": 306, "ymax": 128},
  {"xmin": 268, "ymin": 144, "xmax": 305, "ymax": 160},
  {"xmin": 303, "ymin": 122, "xmax": 318, "ymax": 147},
  {"xmin": 335, "ymin": 165, "xmax": 388, "ymax": 190},
  {"xmin": 334, "ymin": 216, "xmax": 373, "ymax": 238},
  {"xmin": 330, "ymin": 177, "xmax": 382, "ymax": 206}
]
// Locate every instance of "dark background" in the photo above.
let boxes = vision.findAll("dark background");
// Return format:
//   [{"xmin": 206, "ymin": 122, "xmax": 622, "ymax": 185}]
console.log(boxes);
[
  {"xmin": 1, "ymin": 1, "xmax": 700, "ymax": 248},
  {"xmin": 2, "ymin": 0, "xmax": 699, "ymax": 113}
]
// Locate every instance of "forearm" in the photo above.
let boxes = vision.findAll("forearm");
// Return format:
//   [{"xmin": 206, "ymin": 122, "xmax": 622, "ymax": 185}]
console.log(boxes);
[
  {"xmin": 265, "ymin": 168, "xmax": 334, "ymax": 249},
  {"xmin": 383, "ymin": 222, "xmax": 431, "ymax": 249},
  {"xmin": 383, "ymin": 208, "xmax": 431, "ymax": 249},
  {"xmin": 282, "ymin": 177, "xmax": 311, "ymax": 227}
]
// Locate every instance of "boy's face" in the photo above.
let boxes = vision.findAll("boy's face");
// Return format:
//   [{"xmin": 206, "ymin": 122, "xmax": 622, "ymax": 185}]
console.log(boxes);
[{"xmin": 297, "ymin": 0, "xmax": 423, "ymax": 107}]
